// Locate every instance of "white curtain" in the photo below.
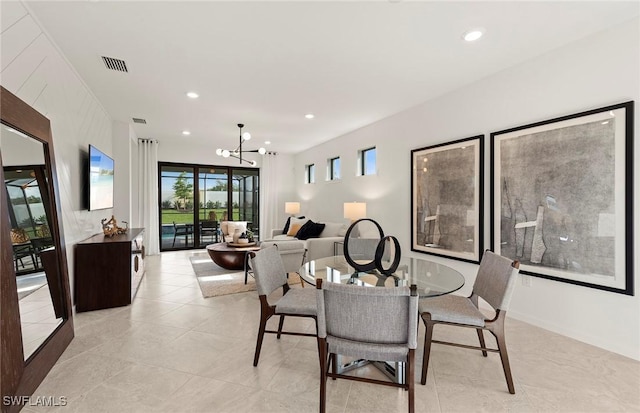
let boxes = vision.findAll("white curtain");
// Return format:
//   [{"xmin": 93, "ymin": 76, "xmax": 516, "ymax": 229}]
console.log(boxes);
[
  {"xmin": 260, "ymin": 153, "xmax": 279, "ymax": 240},
  {"xmin": 138, "ymin": 139, "xmax": 160, "ymax": 255}
]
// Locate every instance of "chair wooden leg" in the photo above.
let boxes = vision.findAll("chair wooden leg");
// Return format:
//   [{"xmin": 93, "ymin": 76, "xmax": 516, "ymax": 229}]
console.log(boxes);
[
  {"xmin": 330, "ymin": 353, "xmax": 337, "ymax": 380},
  {"xmin": 496, "ymin": 332, "xmax": 515, "ymax": 394},
  {"xmin": 253, "ymin": 312, "xmax": 268, "ymax": 366},
  {"xmin": 319, "ymin": 338, "xmax": 328, "ymax": 413},
  {"xmin": 408, "ymin": 348, "xmax": 415, "ymax": 413},
  {"xmin": 420, "ymin": 317, "xmax": 434, "ymax": 385},
  {"xmin": 277, "ymin": 315, "xmax": 285, "ymax": 339},
  {"xmin": 476, "ymin": 328, "xmax": 488, "ymax": 357}
]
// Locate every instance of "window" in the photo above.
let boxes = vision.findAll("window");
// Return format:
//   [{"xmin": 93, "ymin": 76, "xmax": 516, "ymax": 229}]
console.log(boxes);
[
  {"xmin": 328, "ymin": 157, "xmax": 341, "ymax": 181},
  {"xmin": 359, "ymin": 147, "xmax": 376, "ymax": 176},
  {"xmin": 159, "ymin": 163, "xmax": 259, "ymax": 251},
  {"xmin": 305, "ymin": 163, "xmax": 315, "ymax": 184}
]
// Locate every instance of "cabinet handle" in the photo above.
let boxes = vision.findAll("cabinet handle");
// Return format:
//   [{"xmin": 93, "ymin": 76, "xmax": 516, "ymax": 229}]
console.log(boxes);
[
  {"xmin": 134, "ymin": 255, "xmax": 139, "ymax": 272},
  {"xmin": 142, "ymin": 245, "xmax": 145, "ymax": 259}
]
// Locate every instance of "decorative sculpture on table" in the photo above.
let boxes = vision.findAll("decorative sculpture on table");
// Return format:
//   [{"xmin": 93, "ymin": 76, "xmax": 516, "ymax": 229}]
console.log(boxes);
[
  {"xmin": 343, "ymin": 218, "xmax": 401, "ymax": 275},
  {"xmin": 101, "ymin": 215, "xmax": 128, "ymax": 237}
]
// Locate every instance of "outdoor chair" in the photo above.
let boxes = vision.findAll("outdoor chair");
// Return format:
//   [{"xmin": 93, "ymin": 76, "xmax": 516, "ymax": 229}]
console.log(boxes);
[
  {"xmin": 172, "ymin": 221, "xmax": 192, "ymax": 247},
  {"xmin": 419, "ymin": 250, "xmax": 520, "ymax": 393},
  {"xmin": 316, "ymin": 279, "xmax": 418, "ymax": 413},
  {"xmin": 249, "ymin": 246, "xmax": 317, "ymax": 366},
  {"xmin": 200, "ymin": 220, "xmax": 219, "ymax": 243}
]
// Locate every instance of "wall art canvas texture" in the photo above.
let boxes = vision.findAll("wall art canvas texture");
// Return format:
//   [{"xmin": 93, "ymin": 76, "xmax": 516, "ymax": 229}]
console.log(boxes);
[
  {"xmin": 411, "ymin": 135, "xmax": 483, "ymax": 263},
  {"xmin": 491, "ymin": 101, "xmax": 633, "ymax": 295}
]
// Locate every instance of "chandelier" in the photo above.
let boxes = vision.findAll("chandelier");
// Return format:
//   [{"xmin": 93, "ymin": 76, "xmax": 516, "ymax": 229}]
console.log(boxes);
[{"xmin": 215, "ymin": 123, "xmax": 266, "ymax": 166}]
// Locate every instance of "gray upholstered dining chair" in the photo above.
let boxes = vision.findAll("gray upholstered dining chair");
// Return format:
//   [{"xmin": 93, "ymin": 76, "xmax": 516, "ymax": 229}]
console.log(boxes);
[
  {"xmin": 315, "ymin": 279, "xmax": 418, "ymax": 413},
  {"xmin": 419, "ymin": 250, "xmax": 520, "ymax": 393},
  {"xmin": 259, "ymin": 240, "xmax": 307, "ymax": 287},
  {"xmin": 249, "ymin": 246, "xmax": 317, "ymax": 366}
]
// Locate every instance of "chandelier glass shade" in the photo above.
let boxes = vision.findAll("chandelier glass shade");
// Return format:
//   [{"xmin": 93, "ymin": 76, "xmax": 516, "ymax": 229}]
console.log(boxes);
[{"xmin": 215, "ymin": 123, "xmax": 266, "ymax": 166}]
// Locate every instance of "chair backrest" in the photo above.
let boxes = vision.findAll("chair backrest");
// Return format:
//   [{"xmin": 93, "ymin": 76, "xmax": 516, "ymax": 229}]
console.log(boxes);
[
  {"xmin": 259, "ymin": 241, "xmax": 306, "ymax": 273},
  {"xmin": 220, "ymin": 221, "xmax": 248, "ymax": 236},
  {"xmin": 472, "ymin": 250, "xmax": 520, "ymax": 311},
  {"xmin": 316, "ymin": 282, "xmax": 418, "ymax": 349},
  {"xmin": 250, "ymin": 246, "xmax": 287, "ymax": 296},
  {"xmin": 345, "ymin": 238, "xmax": 380, "ymax": 261},
  {"xmin": 201, "ymin": 220, "xmax": 217, "ymax": 230}
]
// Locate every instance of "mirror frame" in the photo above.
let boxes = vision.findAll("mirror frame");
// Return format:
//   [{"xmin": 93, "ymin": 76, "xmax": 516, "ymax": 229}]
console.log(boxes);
[{"xmin": 1, "ymin": 86, "xmax": 74, "ymax": 413}]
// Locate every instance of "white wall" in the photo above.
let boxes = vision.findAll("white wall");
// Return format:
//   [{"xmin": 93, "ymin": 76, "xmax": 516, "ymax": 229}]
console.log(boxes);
[
  {"xmin": 1, "ymin": 1, "xmax": 134, "ymax": 297},
  {"xmin": 293, "ymin": 18, "xmax": 640, "ymax": 360}
]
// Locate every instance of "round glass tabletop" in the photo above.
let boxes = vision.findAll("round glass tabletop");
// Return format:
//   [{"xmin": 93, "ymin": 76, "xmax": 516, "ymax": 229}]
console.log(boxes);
[{"xmin": 299, "ymin": 255, "xmax": 465, "ymax": 298}]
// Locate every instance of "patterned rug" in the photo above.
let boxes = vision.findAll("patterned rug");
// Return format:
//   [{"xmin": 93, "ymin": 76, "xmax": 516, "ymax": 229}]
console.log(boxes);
[
  {"xmin": 189, "ymin": 253, "xmax": 305, "ymax": 298},
  {"xmin": 189, "ymin": 254, "xmax": 256, "ymax": 297}
]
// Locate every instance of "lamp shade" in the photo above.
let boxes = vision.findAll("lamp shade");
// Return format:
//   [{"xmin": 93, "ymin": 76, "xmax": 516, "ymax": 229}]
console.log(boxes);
[
  {"xmin": 285, "ymin": 202, "xmax": 300, "ymax": 215},
  {"xmin": 344, "ymin": 202, "xmax": 366, "ymax": 221}
]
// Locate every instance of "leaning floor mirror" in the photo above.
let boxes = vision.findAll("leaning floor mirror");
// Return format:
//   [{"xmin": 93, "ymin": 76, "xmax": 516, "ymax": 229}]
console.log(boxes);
[{"xmin": 1, "ymin": 86, "xmax": 74, "ymax": 413}]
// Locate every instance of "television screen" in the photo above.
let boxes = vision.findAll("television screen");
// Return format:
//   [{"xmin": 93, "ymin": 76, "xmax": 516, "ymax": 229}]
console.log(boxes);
[{"xmin": 88, "ymin": 145, "xmax": 114, "ymax": 210}]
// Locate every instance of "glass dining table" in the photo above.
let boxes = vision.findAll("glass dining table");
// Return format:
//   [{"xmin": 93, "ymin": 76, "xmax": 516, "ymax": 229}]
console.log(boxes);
[{"xmin": 298, "ymin": 254, "xmax": 466, "ymax": 384}]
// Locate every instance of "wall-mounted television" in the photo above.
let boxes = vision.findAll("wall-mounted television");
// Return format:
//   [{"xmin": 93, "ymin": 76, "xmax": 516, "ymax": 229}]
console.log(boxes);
[{"xmin": 88, "ymin": 144, "xmax": 114, "ymax": 211}]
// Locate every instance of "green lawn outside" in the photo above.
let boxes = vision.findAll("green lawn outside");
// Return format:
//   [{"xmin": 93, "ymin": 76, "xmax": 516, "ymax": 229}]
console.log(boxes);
[{"xmin": 161, "ymin": 209, "xmax": 243, "ymax": 225}]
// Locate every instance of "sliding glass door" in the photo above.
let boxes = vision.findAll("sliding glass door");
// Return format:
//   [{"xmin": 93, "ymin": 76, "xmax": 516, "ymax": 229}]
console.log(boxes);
[
  {"xmin": 231, "ymin": 168, "xmax": 259, "ymax": 235},
  {"xmin": 160, "ymin": 164, "xmax": 195, "ymax": 250},
  {"xmin": 159, "ymin": 163, "xmax": 259, "ymax": 251}
]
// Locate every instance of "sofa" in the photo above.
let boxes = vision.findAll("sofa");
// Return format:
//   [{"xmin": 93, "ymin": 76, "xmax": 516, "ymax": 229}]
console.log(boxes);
[{"xmin": 267, "ymin": 220, "xmax": 348, "ymax": 261}]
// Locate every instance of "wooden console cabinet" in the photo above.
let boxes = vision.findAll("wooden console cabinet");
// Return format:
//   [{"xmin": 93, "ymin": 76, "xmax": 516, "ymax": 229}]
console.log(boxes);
[{"xmin": 74, "ymin": 228, "xmax": 145, "ymax": 312}]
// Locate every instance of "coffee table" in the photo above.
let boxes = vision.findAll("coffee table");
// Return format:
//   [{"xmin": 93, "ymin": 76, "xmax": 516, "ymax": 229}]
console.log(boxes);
[{"xmin": 206, "ymin": 243, "xmax": 260, "ymax": 271}]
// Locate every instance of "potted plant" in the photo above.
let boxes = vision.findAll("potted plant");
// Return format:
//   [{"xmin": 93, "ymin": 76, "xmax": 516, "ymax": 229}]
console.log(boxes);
[{"xmin": 237, "ymin": 232, "xmax": 249, "ymax": 244}]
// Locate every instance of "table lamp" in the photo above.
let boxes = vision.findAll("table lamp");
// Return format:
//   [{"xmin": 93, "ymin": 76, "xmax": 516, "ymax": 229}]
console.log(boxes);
[
  {"xmin": 285, "ymin": 202, "xmax": 300, "ymax": 216},
  {"xmin": 343, "ymin": 202, "xmax": 366, "ymax": 222}
]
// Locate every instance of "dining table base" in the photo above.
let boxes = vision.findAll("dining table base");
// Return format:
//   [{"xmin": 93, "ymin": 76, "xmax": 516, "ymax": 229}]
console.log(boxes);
[{"xmin": 335, "ymin": 355, "xmax": 405, "ymax": 384}]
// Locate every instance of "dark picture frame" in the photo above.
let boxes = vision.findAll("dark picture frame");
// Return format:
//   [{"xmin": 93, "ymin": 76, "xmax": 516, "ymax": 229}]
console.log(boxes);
[
  {"xmin": 491, "ymin": 101, "xmax": 634, "ymax": 295},
  {"xmin": 411, "ymin": 135, "xmax": 484, "ymax": 263}
]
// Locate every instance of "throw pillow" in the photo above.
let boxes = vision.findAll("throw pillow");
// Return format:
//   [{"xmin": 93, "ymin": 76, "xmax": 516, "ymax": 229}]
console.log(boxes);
[
  {"xmin": 337, "ymin": 223, "xmax": 350, "ymax": 237},
  {"xmin": 295, "ymin": 220, "xmax": 326, "ymax": 240},
  {"xmin": 283, "ymin": 215, "xmax": 305, "ymax": 235},
  {"xmin": 286, "ymin": 217, "xmax": 308, "ymax": 236}
]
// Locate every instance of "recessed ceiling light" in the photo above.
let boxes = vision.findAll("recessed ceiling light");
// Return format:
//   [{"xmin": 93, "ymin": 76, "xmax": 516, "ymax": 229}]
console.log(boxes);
[
  {"xmin": 305, "ymin": 113, "xmax": 315, "ymax": 119},
  {"xmin": 265, "ymin": 141, "xmax": 271, "ymax": 145},
  {"xmin": 186, "ymin": 92, "xmax": 199, "ymax": 99},
  {"xmin": 463, "ymin": 30, "xmax": 483, "ymax": 42},
  {"xmin": 182, "ymin": 130, "xmax": 191, "ymax": 136}
]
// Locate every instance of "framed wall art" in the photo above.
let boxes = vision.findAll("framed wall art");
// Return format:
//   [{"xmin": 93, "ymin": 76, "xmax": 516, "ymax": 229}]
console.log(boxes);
[
  {"xmin": 411, "ymin": 135, "xmax": 483, "ymax": 263},
  {"xmin": 491, "ymin": 101, "xmax": 633, "ymax": 295}
]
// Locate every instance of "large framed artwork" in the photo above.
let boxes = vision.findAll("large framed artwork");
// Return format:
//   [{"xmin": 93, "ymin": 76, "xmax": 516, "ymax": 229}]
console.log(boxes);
[
  {"xmin": 491, "ymin": 101, "xmax": 633, "ymax": 295},
  {"xmin": 411, "ymin": 135, "xmax": 483, "ymax": 263}
]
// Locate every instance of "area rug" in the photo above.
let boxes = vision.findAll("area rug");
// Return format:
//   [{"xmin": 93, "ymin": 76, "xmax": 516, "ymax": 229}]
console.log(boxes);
[
  {"xmin": 190, "ymin": 253, "xmax": 256, "ymax": 297},
  {"xmin": 189, "ymin": 253, "xmax": 305, "ymax": 298}
]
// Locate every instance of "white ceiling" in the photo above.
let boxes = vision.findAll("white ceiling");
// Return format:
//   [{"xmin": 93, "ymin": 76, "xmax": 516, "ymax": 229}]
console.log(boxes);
[{"xmin": 24, "ymin": 1, "xmax": 639, "ymax": 154}]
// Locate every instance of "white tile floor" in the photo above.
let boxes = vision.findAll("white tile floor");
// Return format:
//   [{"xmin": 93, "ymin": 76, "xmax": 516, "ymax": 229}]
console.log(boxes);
[
  {"xmin": 25, "ymin": 250, "xmax": 640, "ymax": 412},
  {"xmin": 19, "ymin": 282, "xmax": 63, "ymax": 359}
]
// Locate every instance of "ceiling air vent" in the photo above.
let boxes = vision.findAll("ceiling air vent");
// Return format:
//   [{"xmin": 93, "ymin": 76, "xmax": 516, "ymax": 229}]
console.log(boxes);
[
  {"xmin": 132, "ymin": 118, "xmax": 147, "ymax": 124},
  {"xmin": 102, "ymin": 56, "xmax": 128, "ymax": 72}
]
